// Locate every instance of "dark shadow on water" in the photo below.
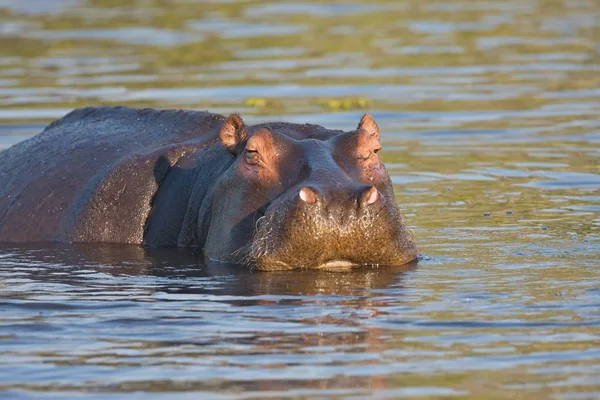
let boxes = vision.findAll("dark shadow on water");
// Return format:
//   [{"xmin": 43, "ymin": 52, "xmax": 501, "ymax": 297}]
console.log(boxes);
[{"xmin": 0, "ymin": 243, "xmax": 417, "ymax": 297}]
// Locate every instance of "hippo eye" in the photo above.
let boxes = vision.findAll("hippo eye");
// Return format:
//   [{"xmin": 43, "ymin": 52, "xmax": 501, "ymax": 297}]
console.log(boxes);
[
  {"xmin": 245, "ymin": 149, "xmax": 259, "ymax": 165},
  {"xmin": 358, "ymin": 147, "xmax": 382, "ymax": 160}
]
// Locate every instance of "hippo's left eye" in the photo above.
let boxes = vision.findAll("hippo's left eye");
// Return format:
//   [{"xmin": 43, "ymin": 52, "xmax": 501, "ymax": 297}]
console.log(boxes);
[
  {"xmin": 358, "ymin": 147, "xmax": 382, "ymax": 160},
  {"xmin": 245, "ymin": 149, "xmax": 259, "ymax": 165}
]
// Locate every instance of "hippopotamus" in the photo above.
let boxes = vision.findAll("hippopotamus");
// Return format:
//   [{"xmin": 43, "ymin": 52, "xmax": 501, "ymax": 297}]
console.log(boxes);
[{"xmin": 0, "ymin": 107, "xmax": 416, "ymax": 270}]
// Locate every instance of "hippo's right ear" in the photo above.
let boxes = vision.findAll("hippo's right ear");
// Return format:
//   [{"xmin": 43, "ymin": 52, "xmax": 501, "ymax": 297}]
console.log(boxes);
[
  {"xmin": 219, "ymin": 114, "xmax": 248, "ymax": 155},
  {"xmin": 357, "ymin": 113, "xmax": 380, "ymax": 140}
]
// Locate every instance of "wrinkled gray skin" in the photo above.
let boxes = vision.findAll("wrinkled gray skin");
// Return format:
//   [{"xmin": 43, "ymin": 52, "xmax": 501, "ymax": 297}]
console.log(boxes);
[{"xmin": 0, "ymin": 107, "xmax": 416, "ymax": 270}]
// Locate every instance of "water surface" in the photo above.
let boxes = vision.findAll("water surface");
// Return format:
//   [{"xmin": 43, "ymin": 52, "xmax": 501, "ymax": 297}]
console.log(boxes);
[{"xmin": 0, "ymin": 0, "xmax": 599, "ymax": 398}]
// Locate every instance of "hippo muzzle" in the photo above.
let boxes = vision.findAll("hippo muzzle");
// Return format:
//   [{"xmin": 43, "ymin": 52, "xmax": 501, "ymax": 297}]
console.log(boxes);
[{"xmin": 248, "ymin": 183, "xmax": 416, "ymax": 270}]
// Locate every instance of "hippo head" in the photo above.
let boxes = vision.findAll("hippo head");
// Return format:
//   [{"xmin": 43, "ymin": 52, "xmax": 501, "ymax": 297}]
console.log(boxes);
[{"xmin": 202, "ymin": 114, "xmax": 417, "ymax": 270}]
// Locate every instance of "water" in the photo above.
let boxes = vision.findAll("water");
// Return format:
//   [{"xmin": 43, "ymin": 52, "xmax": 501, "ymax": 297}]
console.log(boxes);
[{"xmin": 0, "ymin": 0, "xmax": 599, "ymax": 398}]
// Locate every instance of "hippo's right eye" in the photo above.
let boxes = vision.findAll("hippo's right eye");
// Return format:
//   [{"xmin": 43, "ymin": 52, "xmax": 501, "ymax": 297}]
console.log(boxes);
[{"xmin": 245, "ymin": 149, "xmax": 259, "ymax": 165}]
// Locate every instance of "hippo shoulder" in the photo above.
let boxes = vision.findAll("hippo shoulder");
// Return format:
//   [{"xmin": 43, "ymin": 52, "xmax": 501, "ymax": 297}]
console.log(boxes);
[{"xmin": 0, "ymin": 106, "xmax": 225, "ymax": 243}]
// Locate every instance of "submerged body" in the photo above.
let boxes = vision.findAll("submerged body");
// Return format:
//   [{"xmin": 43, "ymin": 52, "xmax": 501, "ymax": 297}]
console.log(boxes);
[{"xmin": 0, "ymin": 107, "xmax": 416, "ymax": 270}]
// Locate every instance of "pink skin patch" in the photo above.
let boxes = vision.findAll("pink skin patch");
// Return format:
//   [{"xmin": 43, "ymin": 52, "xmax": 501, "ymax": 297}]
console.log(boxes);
[
  {"xmin": 299, "ymin": 187, "xmax": 317, "ymax": 204},
  {"xmin": 365, "ymin": 187, "xmax": 379, "ymax": 205}
]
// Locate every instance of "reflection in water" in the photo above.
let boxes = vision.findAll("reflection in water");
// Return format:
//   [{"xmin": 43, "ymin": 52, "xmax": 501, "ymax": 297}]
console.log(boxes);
[
  {"xmin": 0, "ymin": 245, "xmax": 419, "ymax": 395},
  {"xmin": 0, "ymin": 0, "xmax": 599, "ymax": 398},
  {"xmin": 0, "ymin": 243, "xmax": 416, "ymax": 297},
  {"xmin": 1, "ymin": 239, "xmax": 598, "ymax": 398}
]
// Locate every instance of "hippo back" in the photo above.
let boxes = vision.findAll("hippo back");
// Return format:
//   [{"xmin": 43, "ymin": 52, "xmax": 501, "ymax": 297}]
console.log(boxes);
[{"xmin": 0, "ymin": 107, "xmax": 224, "ymax": 243}]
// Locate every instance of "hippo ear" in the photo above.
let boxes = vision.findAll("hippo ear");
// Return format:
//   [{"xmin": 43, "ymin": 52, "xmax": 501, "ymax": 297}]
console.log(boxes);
[
  {"xmin": 219, "ymin": 114, "xmax": 248, "ymax": 155},
  {"xmin": 357, "ymin": 113, "xmax": 380, "ymax": 140}
]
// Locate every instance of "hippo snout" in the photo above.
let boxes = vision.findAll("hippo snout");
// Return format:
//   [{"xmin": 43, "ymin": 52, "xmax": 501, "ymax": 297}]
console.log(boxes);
[
  {"xmin": 292, "ymin": 184, "xmax": 386, "ymax": 226},
  {"xmin": 247, "ymin": 183, "xmax": 416, "ymax": 271},
  {"xmin": 298, "ymin": 185, "xmax": 381, "ymax": 208}
]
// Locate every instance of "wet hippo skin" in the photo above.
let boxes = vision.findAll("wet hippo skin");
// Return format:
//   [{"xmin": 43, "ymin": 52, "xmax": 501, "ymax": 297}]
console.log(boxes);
[{"xmin": 0, "ymin": 107, "xmax": 417, "ymax": 270}]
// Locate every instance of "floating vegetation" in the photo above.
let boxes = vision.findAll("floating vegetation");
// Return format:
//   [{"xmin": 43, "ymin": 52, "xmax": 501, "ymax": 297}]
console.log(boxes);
[
  {"xmin": 317, "ymin": 97, "xmax": 372, "ymax": 111},
  {"xmin": 244, "ymin": 97, "xmax": 282, "ymax": 109}
]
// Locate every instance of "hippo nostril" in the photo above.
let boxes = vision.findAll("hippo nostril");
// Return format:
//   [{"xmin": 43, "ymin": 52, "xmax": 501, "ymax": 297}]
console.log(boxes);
[
  {"xmin": 360, "ymin": 186, "xmax": 380, "ymax": 207},
  {"xmin": 299, "ymin": 187, "xmax": 318, "ymax": 204}
]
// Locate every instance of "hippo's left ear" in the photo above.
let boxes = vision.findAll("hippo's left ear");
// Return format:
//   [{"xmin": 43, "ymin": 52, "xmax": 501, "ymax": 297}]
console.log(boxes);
[
  {"xmin": 219, "ymin": 114, "xmax": 248, "ymax": 155},
  {"xmin": 357, "ymin": 113, "xmax": 380, "ymax": 140}
]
